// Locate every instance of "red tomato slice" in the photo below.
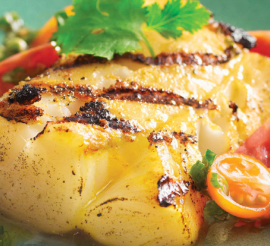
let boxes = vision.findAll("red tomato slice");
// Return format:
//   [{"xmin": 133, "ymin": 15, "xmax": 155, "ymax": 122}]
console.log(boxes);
[
  {"xmin": 236, "ymin": 119, "xmax": 270, "ymax": 168},
  {"xmin": 249, "ymin": 31, "xmax": 270, "ymax": 58},
  {"xmin": 0, "ymin": 43, "xmax": 59, "ymax": 95},
  {"xmin": 207, "ymin": 153, "xmax": 270, "ymax": 219}
]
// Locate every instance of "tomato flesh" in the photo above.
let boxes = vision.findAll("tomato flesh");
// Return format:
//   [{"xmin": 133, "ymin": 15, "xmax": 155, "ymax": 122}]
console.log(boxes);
[
  {"xmin": 237, "ymin": 119, "xmax": 270, "ymax": 168},
  {"xmin": 0, "ymin": 43, "xmax": 59, "ymax": 96},
  {"xmin": 207, "ymin": 153, "xmax": 270, "ymax": 219},
  {"xmin": 249, "ymin": 31, "xmax": 270, "ymax": 58}
]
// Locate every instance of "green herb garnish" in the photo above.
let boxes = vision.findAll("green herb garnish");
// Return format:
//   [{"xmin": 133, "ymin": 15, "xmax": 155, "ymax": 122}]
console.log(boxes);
[
  {"xmin": 190, "ymin": 150, "xmax": 230, "ymax": 223},
  {"xmin": 203, "ymin": 200, "xmax": 228, "ymax": 223},
  {"xmin": 189, "ymin": 149, "xmax": 216, "ymax": 191},
  {"xmin": 53, "ymin": 0, "xmax": 210, "ymax": 59},
  {"xmin": 0, "ymin": 11, "xmax": 37, "ymax": 61},
  {"xmin": 210, "ymin": 172, "xmax": 229, "ymax": 195}
]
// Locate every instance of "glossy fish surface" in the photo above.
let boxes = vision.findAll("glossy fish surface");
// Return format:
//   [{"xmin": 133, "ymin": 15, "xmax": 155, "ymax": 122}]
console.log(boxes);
[{"xmin": 0, "ymin": 8, "xmax": 269, "ymax": 245}]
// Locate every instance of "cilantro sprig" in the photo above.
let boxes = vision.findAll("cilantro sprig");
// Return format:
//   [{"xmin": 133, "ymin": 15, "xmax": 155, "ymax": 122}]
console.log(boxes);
[
  {"xmin": 53, "ymin": 0, "xmax": 210, "ymax": 59},
  {"xmin": 189, "ymin": 149, "xmax": 229, "ymax": 223},
  {"xmin": 189, "ymin": 149, "xmax": 216, "ymax": 191}
]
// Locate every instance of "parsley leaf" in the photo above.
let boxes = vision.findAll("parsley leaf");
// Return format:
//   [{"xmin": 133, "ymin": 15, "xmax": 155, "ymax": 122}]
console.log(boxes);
[
  {"xmin": 54, "ymin": 0, "xmax": 210, "ymax": 60},
  {"xmin": 146, "ymin": 0, "xmax": 210, "ymax": 39},
  {"xmin": 189, "ymin": 149, "xmax": 216, "ymax": 190},
  {"xmin": 54, "ymin": 0, "xmax": 147, "ymax": 60}
]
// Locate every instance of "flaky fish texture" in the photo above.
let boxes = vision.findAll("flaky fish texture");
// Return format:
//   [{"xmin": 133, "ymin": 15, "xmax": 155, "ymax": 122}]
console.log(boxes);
[{"xmin": 0, "ymin": 4, "xmax": 269, "ymax": 246}]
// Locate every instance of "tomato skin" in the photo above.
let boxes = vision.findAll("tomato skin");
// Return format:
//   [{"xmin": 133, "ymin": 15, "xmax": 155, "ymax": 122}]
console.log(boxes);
[
  {"xmin": 207, "ymin": 153, "xmax": 270, "ymax": 219},
  {"xmin": 249, "ymin": 31, "xmax": 270, "ymax": 58},
  {"xmin": 31, "ymin": 6, "xmax": 74, "ymax": 47},
  {"xmin": 236, "ymin": 119, "xmax": 270, "ymax": 168},
  {"xmin": 0, "ymin": 43, "xmax": 59, "ymax": 95}
]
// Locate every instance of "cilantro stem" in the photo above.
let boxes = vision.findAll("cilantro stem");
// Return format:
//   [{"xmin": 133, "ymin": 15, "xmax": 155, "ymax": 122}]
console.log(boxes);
[{"xmin": 139, "ymin": 31, "xmax": 155, "ymax": 58}]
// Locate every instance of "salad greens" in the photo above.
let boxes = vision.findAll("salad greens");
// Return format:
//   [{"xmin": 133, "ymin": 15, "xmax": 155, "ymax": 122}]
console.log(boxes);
[{"xmin": 0, "ymin": 12, "xmax": 36, "ymax": 61}]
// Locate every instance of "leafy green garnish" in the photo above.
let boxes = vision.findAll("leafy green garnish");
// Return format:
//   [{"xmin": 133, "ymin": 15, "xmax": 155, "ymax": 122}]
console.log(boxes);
[
  {"xmin": 210, "ymin": 172, "xmax": 229, "ymax": 195},
  {"xmin": 0, "ymin": 11, "xmax": 37, "ymax": 61},
  {"xmin": 203, "ymin": 200, "xmax": 228, "ymax": 224},
  {"xmin": 146, "ymin": 0, "xmax": 210, "ymax": 39},
  {"xmin": 54, "ymin": 10, "xmax": 69, "ymax": 27},
  {"xmin": 189, "ymin": 149, "xmax": 216, "ymax": 190},
  {"xmin": 54, "ymin": 0, "xmax": 210, "ymax": 60},
  {"xmin": 54, "ymin": 0, "xmax": 148, "ymax": 59},
  {"xmin": 190, "ymin": 150, "xmax": 230, "ymax": 224}
]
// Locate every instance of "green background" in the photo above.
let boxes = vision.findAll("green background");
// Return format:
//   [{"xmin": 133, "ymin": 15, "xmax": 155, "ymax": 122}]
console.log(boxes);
[{"xmin": 0, "ymin": 0, "xmax": 269, "ymax": 31}]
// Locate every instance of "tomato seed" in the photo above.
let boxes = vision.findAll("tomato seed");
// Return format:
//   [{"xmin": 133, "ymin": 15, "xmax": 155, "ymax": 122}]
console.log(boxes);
[{"xmin": 257, "ymin": 194, "xmax": 267, "ymax": 204}]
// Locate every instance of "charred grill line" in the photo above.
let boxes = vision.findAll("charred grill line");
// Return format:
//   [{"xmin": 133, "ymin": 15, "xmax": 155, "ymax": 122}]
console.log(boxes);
[
  {"xmin": 30, "ymin": 82, "xmax": 95, "ymax": 100},
  {"xmin": 8, "ymin": 84, "xmax": 42, "ymax": 105},
  {"xmin": 63, "ymin": 101, "xmax": 139, "ymax": 133},
  {"xmin": 173, "ymin": 132, "xmax": 197, "ymax": 145},
  {"xmin": 217, "ymin": 22, "xmax": 257, "ymax": 49},
  {"xmin": 56, "ymin": 45, "xmax": 237, "ymax": 69},
  {"xmin": 147, "ymin": 131, "xmax": 196, "ymax": 146},
  {"xmin": 101, "ymin": 82, "xmax": 217, "ymax": 110},
  {"xmin": 0, "ymin": 100, "xmax": 44, "ymax": 123},
  {"xmin": 148, "ymin": 131, "xmax": 174, "ymax": 146},
  {"xmin": 120, "ymin": 46, "xmax": 237, "ymax": 66},
  {"xmin": 157, "ymin": 175, "xmax": 190, "ymax": 207},
  {"xmin": 29, "ymin": 81, "xmax": 217, "ymax": 110}
]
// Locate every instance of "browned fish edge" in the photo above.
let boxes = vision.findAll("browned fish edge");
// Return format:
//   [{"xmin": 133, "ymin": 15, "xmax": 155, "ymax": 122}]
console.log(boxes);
[{"xmin": 0, "ymin": 99, "xmax": 44, "ymax": 123}]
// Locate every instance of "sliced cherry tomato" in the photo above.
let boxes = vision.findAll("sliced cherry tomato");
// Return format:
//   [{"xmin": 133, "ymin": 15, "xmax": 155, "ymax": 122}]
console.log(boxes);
[
  {"xmin": 236, "ymin": 119, "xmax": 270, "ymax": 168},
  {"xmin": 249, "ymin": 31, "xmax": 270, "ymax": 58},
  {"xmin": 207, "ymin": 153, "xmax": 270, "ymax": 219},
  {"xmin": 0, "ymin": 43, "xmax": 59, "ymax": 95}
]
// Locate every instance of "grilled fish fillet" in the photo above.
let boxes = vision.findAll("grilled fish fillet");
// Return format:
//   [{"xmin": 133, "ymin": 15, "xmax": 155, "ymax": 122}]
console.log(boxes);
[{"xmin": 0, "ymin": 8, "xmax": 269, "ymax": 246}]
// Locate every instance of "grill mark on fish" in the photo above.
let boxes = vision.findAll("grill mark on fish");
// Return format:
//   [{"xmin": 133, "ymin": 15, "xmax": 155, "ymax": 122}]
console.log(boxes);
[
  {"xmin": 147, "ymin": 131, "xmax": 197, "ymax": 146},
  {"xmin": 29, "ymin": 81, "xmax": 217, "ymax": 110},
  {"xmin": 8, "ymin": 84, "xmax": 42, "ymax": 105},
  {"xmin": 157, "ymin": 175, "xmax": 190, "ymax": 207},
  {"xmin": 0, "ymin": 100, "xmax": 44, "ymax": 123},
  {"xmin": 61, "ymin": 101, "xmax": 140, "ymax": 133},
  {"xmin": 217, "ymin": 22, "xmax": 257, "ymax": 49},
  {"xmin": 119, "ymin": 46, "xmax": 237, "ymax": 66},
  {"xmin": 101, "ymin": 81, "xmax": 217, "ymax": 110},
  {"xmin": 54, "ymin": 46, "xmax": 238, "ymax": 70},
  {"xmin": 29, "ymin": 82, "xmax": 95, "ymax": 100}
]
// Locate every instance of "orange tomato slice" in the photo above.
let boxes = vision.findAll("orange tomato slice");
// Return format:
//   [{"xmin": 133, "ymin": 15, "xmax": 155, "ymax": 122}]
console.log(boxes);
[
  {"xmin": 31, "ymin": 6, "xmax": 74, "ymax": 47},
  {"xmin": 207, "ymin": 153, "xmax": 270, "ymax": 219}
]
